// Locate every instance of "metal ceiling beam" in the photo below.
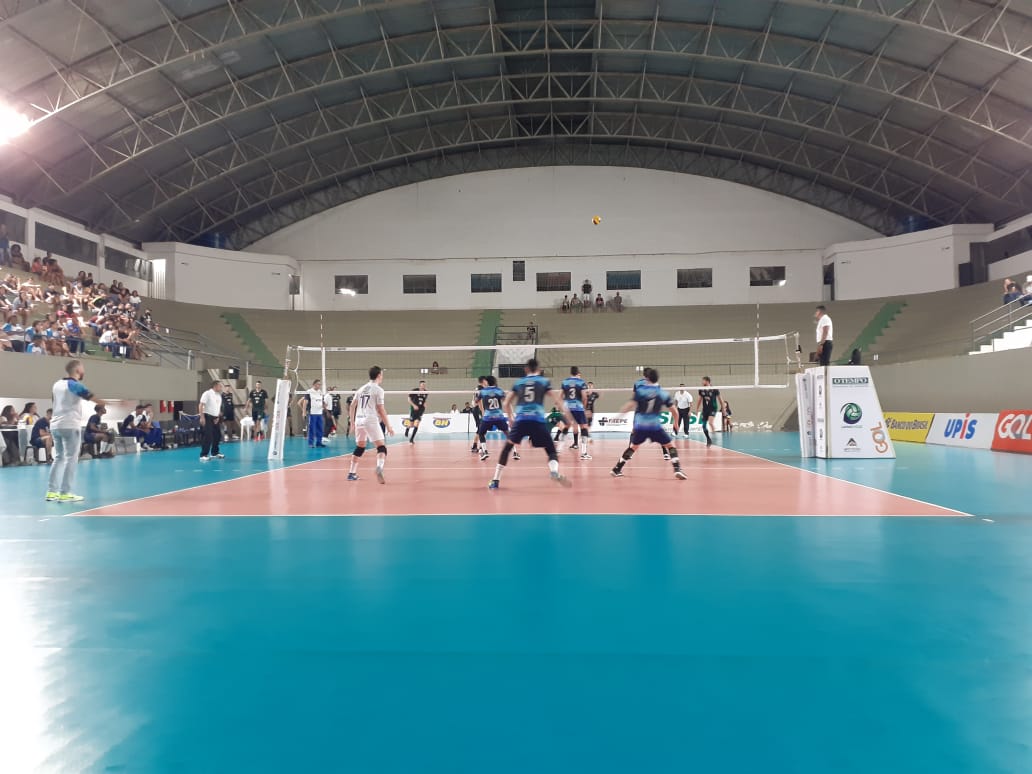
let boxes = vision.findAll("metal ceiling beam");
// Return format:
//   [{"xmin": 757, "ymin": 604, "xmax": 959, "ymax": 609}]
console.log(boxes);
[
  {"xmin": 11, "ymin": 0, "xmax": 1032, "ymax": 125},
  {"xmin": 18, "ymin": 16, "xmax": 1032, "ymax": 209},
  {"xmin": 120, "ymin": 110, "xmax": 960, "ymax": 244},
  {"xmin": 90, "ymin": 70, "xmax": 1032, "ymax": 232}
]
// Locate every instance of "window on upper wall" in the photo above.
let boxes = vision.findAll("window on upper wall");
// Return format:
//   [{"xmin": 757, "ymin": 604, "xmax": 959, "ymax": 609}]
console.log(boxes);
[
  {"xmin": 35, "ymin": 223, "xmax": 98, "ymax": 266},
  {"xmin": 512, "ymin": 260, "xmax": 526, "ymax": 282},
  {"xmin": 750, "ymin": 266, "xmax": 787, "ymax": 287},
  {"xmin": 471, "ymin": 273, "xmax": 502, "ymax": 293},
  {"xmin": 536, "ymin": 271, "xmax": 571, "ymax": 292},
  {"xmin": 106, "ymin": 248, "xmax": 153, "ymax": 281},
  {"xmin": 403, "ymin": 274, "xmax": 437, "ymax": 294},
  {"xmin": 677, "ymin": 268, "xmax": 713, "ymax": 288},
  {"xmin": 335, "ymin": 275, "xmax": 369, "ymax": 295},
  {"xmin": 606, "ymin": 270, "xmax": 641, "ymax": 290},
  {"xmin": 0, "ymin": 210, "xmax": 27, "ymax": 243}
]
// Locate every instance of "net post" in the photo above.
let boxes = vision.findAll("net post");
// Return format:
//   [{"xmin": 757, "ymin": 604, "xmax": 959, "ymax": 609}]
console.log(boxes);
[{"xmin": 321, "ymin": 346, "xmax": 327, "ymax": 392}]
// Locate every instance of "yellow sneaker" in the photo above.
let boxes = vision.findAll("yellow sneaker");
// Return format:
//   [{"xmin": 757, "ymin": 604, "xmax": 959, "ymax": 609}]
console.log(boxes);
[
  {"xmin": 45, "ymin": 491, "xmax": 60, "ymax": 502},
  {"xmin": 57, "ymin": 493, "xmax": 85, "ymax": 503}
]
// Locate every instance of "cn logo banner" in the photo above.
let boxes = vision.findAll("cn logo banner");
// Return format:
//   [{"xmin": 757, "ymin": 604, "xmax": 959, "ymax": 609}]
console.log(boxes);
[
  {"xmin": 884, "ymin": 412, "xmax": 935, "ymax": 443},
  {"xmin": 992, "ymin": 411, "xmax": 1032, "ymax": 454},
  {"xmin": 927, "ymin": 413, "xmax": 995, "ymax": 450}
]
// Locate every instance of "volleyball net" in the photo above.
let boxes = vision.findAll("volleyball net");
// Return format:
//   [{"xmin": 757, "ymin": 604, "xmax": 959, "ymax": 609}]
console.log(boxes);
[{"xmin": 266, "ymin": 332, "xmax": 800, "ymax": 460}]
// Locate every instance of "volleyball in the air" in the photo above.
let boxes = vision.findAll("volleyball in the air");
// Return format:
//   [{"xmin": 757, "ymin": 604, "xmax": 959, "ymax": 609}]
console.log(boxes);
[{"xmin": 592, "ymin": 215, "xmax": 602, "ymax": 225}]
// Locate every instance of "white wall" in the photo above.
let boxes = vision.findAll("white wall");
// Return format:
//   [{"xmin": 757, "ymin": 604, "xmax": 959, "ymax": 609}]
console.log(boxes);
[
  {"xmin": 252, "ymin": 167, "xmax": 878, "ymax": 260},
  {"xmin": 300, "ymin": 250, "xmax": 824, "ymax": 311},
  {"xmin": 824, "ymin": 224, "xmax": 993, "ymax": 301},
  {"xmin": 143, "ymin": 242, "xmax": 299, "ymax": 309},
  {"xmin": 988, "ymin": 253, "xmax": 1032, "ymax": 282}
]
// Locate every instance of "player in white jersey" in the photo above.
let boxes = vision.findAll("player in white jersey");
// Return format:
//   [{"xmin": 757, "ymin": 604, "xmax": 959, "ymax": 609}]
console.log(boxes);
[{"xmin": 347, "ymin": 365, "xmax": 394, "ymax": 483}]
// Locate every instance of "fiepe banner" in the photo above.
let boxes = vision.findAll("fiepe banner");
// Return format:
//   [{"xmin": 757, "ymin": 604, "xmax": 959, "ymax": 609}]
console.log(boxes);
[
  {"xmin": 927, "ymin": 413, "xmax": 995, "ymax": 450},
  {"xmin": 591, "ymin": 412, "xmax": 720, "ymax": 434},
  {"xmin": 883, "ymin": 412, "xmax": 935, "ymax": 443},
  {"xmin": 992, "ymin": 411, "xmax": 1032, "ymax": 454}
]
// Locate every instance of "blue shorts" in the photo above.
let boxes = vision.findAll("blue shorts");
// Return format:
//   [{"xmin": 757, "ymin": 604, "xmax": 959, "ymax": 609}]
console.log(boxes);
[
  {"xmin": 509, "ymin": 420, "xmax": 556, "ymax": 451},
  {"xmin": 478, "ymin": 417, "xmax": 509, "ymax": 435},
  {"xmin": 568, "ymin": 409, "xmax": 587, "ymax": 426},
  {"xmin": 630, "ymin": 426, "xmax": 672, "ymax": 447}
]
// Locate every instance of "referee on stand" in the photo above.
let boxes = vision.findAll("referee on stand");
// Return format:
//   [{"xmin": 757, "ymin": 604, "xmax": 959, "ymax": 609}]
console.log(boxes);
[
  {"xmin": 815, "ymin": 305, "xmax": 834, "ymax": 366},
  {"xmin": 199, "ymin": 380, "xmax": 225, "ymax": 461}
]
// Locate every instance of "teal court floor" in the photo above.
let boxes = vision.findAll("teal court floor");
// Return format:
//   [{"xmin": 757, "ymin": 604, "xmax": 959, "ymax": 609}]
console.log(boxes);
[{"xmin": 0, "ymin": 433, "xmax": 1030, "ymax": 773}]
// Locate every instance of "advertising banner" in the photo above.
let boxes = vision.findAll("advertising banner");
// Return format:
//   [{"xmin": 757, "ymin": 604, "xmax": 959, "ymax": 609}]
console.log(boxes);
[
  {"xmin": 386, "ymin": 413, "xmax": 478, "ymax": 435},
  {"xmin": 821, "ymin": 366, "xmax": 895, "ymax": 459},
  {"xmin": 590, "ymin": 411, "xmax": 719, "ymax": 435},
  {"xmin": 884, "ymin": 412, "xmax": 935, "ymax": 443},
  {"xmin": 796, "ymin": 372, "xmax": 815, "ymax": 457},
  {"xmin": 926, "ymin": 413, "xmax": 995, "ymax": 450},
  {"xmin": 811, "ymin": 367, "xmax": 828, "ymax": 458},
  {"xmin": 991, "ymin": 411, "xmax": 1032, "ymax": 454}
]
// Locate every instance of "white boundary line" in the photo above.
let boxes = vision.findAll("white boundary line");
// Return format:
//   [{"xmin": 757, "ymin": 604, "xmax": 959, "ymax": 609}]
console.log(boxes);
[{"xmin": 691, "ymin": 439, "xmax": 971, "ymax": 517}]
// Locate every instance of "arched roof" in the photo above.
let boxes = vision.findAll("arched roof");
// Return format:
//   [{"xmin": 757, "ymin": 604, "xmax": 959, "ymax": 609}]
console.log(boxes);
[{"xmin": 2, "ymin": 0, "xmax": 1032, "ymax": 248}]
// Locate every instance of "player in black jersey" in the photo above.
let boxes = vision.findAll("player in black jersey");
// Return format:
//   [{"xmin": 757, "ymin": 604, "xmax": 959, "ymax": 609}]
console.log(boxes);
[
  {"xmin": 698, "ymin": 376, "xmax": 721, "ymax": 446},
  {"xmin": 584, "ymin": 382, "xmax": 600, "ymax": 423},
  {"xmin": 244, "ymin": 380, "xmax": 270, "ymax": 441},
  {"xmin": 405, "ymin": 380, "xmax": 429, "ymax": 443}
]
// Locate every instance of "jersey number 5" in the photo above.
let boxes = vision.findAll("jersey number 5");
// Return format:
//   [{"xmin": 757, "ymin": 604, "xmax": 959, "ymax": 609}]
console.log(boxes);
[{"xmin": 522, "ymin": 385, "xmax": 536, "ymax": 403}]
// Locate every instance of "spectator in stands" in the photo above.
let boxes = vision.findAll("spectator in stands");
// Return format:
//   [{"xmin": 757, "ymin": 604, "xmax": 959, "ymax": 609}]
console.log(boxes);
[
  {"xmin": 85, "ymin": 405, "xmax": 115, "ymax": 457},
  {"xmin": 129, "ymin": 290, "xmax": 141, "ymax": 310},
  {"xmin": 526, "ymin": 320, "xmax": 537, "ymax": 341},
  {"xmin": 561, "ymin": 295, "xmax": 570, "ymax": 313},
  {"xmin": 10, "ymin": 244, "xmax": 28, "ymax": 271},
  {"xmin": 612, "ymin": 292, "xmax": 624, "ymax": 312},
  {"xmin": 30, "ymin": 408, "xmax": 54, "ymax": 463},
  {"xmin": 1, "ymin": 405, "xmax": 20, "ymax": 466},
  {"xmin": 20, "ymin": 402, "xmax": 39, "ymax": 426},
  {"xmin": 1003, "ymin": 280, "xmax": 1022, "ymax": 305},
  {"xmin": 0, "ymin": 224, "xmax": 9, "ymax": 267},
  {"xmin": 30, "ymin": 255, "xmax": 43, "ymax": 276},
  {"xmin": 431, "ymin": 360, "xmax": 441, "ymax": 374},
  {"xmin": 594, "ymin": 293, "xmax": 605, "ymax": 312},
  {"xmin": 570, "ymin": 294, "xmax": 584, "ymax": 312},
  {"xmin": 28, "ymin": 334, "xmax": 46, "ymax": 354},
  {"xmin": 1022, "ymin": 275, "xmax": 1032, "ymax": 306},
  {"xmin": 581, "ymin": 278, "xmax": 592, "ymax": 299},
  {"xmin": 64, "ymin": 316, "xmax": 84, "ymax": 354}
]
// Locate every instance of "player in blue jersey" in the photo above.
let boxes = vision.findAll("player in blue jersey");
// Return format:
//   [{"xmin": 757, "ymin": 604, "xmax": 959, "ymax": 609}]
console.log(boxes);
[
  {"xmin": 560, "ymin": 366, "xmax": 593, "ymax": 460},
  {"xmin": 473, "ymin": 375, "xmax": 521, "ymax": 462},
  {"xmin": 610, "ymin": 368, "xmax": 687, "ymax": 480},
  {"xmin": 489, "ymin": 359, "xmax": 573, "ymax": 490}
]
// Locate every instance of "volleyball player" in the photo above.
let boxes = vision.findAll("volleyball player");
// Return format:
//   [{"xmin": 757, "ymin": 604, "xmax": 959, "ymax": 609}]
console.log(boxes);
[
  {"xmin": 488, "ymin": 358, "xmax": 573, "ymax": 490},
  {"xmin": 698, "ymin": 376, "xmax": 720, "ymax": 446},
  {"xmin": 347, "ymin": 366, "xmax": 394, "ymax": 483},
  {"xmin": 405, "ymin": 380, "xmax": 428, "ymax": 443},
  {"xmin": 585, "ymin": 382, "xmax": 600, "ymax": 424},
  {"xmin": 610, "ymin": 368, "xmax": 686, "ymax": 480},
  {"xmin": 473, "ymin": 376, "xmax": 520, "ymax": 462},
  {"xmin": 560, "ymin": 367, "xmax": 592, "ymax": 460}
]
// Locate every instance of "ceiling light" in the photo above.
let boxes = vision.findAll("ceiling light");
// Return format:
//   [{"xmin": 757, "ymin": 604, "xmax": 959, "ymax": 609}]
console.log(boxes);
[{"xmin": 0, "ymin": 105, "xmax": 31, "ymax": 144}]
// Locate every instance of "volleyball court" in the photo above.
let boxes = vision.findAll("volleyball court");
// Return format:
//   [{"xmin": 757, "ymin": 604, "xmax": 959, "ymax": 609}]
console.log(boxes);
[{"xmin": 81, "ymin": 328, "xmax": 961, "ymax": 518}]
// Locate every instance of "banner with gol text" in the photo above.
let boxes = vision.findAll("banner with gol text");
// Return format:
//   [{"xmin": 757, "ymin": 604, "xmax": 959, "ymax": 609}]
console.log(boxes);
[
  {"xmin": 991, "ymin": 411, "xmax": 1032, "ymax": 454},
  {"xmin": 927, "ymin": 413, "xmax": 995, "ymax": 450},
  {"xmin": 883, "ymin": 412, "xmax": 935, "ymax": 443}
]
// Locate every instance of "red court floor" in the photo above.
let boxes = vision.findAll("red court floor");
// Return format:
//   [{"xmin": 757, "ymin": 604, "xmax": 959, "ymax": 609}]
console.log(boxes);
[{"xmin": 81, "ymin": 439, "xmax": 963, "ymax": 517}]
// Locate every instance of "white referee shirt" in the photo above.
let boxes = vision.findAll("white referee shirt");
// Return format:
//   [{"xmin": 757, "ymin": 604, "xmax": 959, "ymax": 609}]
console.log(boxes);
[
  {"xmin": 816, "ymin": 314, "xmax": 834, "ymax": 343},
  {"xmin": 199, "ymin": 389, "xmax": 222, "ymax": 416},
  {"xmin": 674, "ymin": 390, "xmax": 693, "ymax": 410},
  {"xmin": 306, "ymin": 390, "xmax": 327, "ymax": 414}
]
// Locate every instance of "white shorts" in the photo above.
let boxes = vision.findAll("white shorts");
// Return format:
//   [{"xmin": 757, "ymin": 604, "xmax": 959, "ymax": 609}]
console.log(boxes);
[{"xmin": 355, "ymin": 416, "xmax": 385, "ymax": 445}]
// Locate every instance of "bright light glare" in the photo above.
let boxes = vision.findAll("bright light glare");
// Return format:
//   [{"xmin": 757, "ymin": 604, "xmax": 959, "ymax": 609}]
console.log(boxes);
[
  {"xmin": 337, "ymin": 288, "xmax": 357, "ymax": 296},
  {"xmin": 0, "ymin": 106, "xmax": 31, "ymax": 144}
]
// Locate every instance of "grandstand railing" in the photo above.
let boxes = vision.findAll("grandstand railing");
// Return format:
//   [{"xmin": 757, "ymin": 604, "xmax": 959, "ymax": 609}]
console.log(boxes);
[{"xmin": 970, "ymin": 298, "xmax": 1032, "ymax": 348}]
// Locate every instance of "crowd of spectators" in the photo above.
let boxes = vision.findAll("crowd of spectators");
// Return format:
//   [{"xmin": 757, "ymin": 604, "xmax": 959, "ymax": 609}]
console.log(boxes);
[
  {"xmin": 1002, "ymin": 276, "xmax": 1032, "ymax": 306},
  {"xmin": 2, "ymin": 255, "xmax": 158, "ymax": 360}
]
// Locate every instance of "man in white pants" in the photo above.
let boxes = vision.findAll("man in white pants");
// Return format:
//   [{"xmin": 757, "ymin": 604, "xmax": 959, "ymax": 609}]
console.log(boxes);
[
  {"xmin": 46, "ymin": 359, "xmax": 104, "ymax": 503},
  {"xmin": 673, "ymin": 384, "xmax": 693, "ymax": 437},
  {"xmin": 347, "ymin": 365, "xmax": 394, "ymax": 484}
]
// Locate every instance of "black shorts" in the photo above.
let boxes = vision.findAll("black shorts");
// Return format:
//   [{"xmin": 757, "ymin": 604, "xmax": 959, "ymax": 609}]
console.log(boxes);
[
  {"xmin": 409, "ymin": 409, "xmax": 425, "ymax": 422},
  {"xmin": 509, "ymin": 420, "xmax": 556, "ymax": 451},
  {"xmin": 478, "ymin": 417, "xmax": 509, "ymax": 435},
  {"xmin": 630, "ymin": 426, "xmax": 672, "ymax": 446},
  {"xmin": 252, "ymin": 409, "xmax": 265, "ymax": 423}
]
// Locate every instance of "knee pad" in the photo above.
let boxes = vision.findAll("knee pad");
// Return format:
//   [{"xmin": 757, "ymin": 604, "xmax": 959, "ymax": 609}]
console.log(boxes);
[
  {"xmin": 377, "ymin": 445, "xmax": 387, "ymax": 455},
  {"xmin": 668, "ymin": 447, "xmax": 679, "ymax": 460},
  {"xmin": 622, "ymin": 448, "xmax": 634, "ymax": 461},
  {"xmin": 353, "ymin": 446, "xmax": 366, "ymax": 458}
]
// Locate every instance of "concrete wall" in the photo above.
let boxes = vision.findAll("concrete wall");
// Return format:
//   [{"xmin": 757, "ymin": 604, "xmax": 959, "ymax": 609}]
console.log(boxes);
[
  {"xmin": 0, "ymin": 353, "xmax": 200, "ymax": 406},
  {"xmin": 824, "ymin": 224, "xmax": 994, "ymax": 301},
  {"xmin": 873, "ymin": 349, "xmax": 1032, "ymax": 413}
]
